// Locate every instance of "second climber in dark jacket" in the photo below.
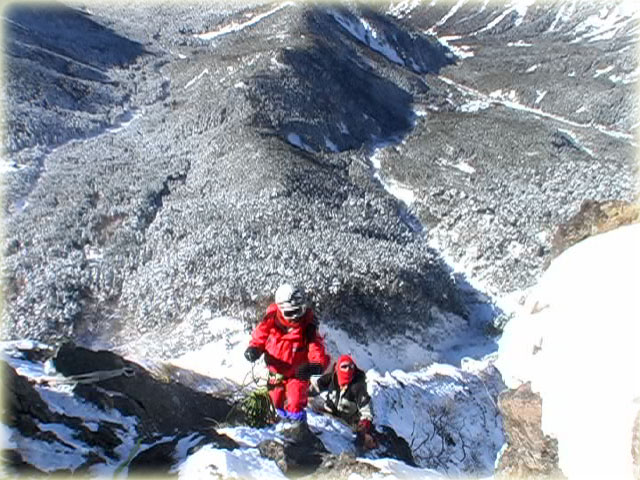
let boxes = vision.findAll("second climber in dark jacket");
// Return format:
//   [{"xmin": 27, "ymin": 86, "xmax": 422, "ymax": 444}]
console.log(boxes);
[{"xmin": 309, "ymin": 354, "xmax": 378, "ymax": 449}]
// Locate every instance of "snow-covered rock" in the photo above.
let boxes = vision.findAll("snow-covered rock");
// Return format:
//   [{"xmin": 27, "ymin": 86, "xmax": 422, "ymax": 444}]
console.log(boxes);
[
  {"xmin": 496, "ymin": 223, "xmax": 640, "ymax": 479},
  {"xmin": 368, "ymin": 359, "xmax": 505, "ymax": 476}
]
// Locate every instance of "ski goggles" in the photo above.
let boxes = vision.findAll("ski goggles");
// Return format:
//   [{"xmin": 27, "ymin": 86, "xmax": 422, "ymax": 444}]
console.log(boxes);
[{"xmin": 339, "ymin": 363, "xmax": 355, "ymax": 371}]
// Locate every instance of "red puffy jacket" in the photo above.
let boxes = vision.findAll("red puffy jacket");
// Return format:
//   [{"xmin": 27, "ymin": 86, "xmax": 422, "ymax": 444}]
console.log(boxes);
[{"xmin": 249, "ymin": 303, "xmax": 330, "ymax": 378}]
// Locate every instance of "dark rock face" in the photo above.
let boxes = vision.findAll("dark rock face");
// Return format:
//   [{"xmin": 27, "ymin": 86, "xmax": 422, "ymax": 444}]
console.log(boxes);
[
  {"xmin": 2, "ymin": 360, "xmax": 123, "ymax": 474},
  {"xmin": 1, "ymin": 343, "xmax": 237, "ymax": 475},
  {"xmin": 258, "ymin": 438, "xmax": 326, "ymax": 476},
  {"xmin": 256, "ymin": 420, "xmax": 415, "ymax": 477},
  {"xmin": 495, "ymin": 383, "xmax": 565, "ymax": 479},
  {"xmin": 2, "ymin": 341, "xmax": 425, "ymax": 478},
  {"xmin": 372, "ymin": 425, "xmax": 416, "ymax": 467},
  {"xmin": 258, "ymin": 421, "xmax": 327, "ymax": 476}
]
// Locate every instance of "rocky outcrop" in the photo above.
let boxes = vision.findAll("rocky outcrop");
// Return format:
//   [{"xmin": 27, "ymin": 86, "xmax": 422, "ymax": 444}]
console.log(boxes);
[
  {"xmin": 258, "ymin": 425, "xmax": 327, "ymax": 476},
  {"xmin": 1, "ymin": 342, "xmax": 237, "ymax": 476},
  {"xmin": 495, "ymin": 383, "xmax": 565, "ymax": 479},
  {"xmin": 51, "ymin": 342, "xmax": 235, "ymax": 436},
  {"xmin": 551, "ymin": 199, "xmax": 640, "ymax": 259}
]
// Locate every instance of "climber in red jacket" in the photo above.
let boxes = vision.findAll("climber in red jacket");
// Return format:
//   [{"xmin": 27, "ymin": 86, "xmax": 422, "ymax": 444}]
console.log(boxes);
[{"xmin": 244, "ymin": 283, "xmax": 330, "ymax": 424}]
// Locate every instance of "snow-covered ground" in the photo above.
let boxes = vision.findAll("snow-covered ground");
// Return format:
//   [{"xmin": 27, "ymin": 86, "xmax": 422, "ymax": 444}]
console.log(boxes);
[{"xmin": 496, "ymin": 223, "xmax": 640, "ymax": 479}]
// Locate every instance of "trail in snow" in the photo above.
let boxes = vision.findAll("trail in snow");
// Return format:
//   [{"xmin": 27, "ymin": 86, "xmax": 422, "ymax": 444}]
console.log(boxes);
[
  {"xmin": 195, "ymin": 2, "xmax": 294, "ymax": 41},
  {"xmin": 440, "ymin": 75, "xmax": 637, "ymax": 147}
]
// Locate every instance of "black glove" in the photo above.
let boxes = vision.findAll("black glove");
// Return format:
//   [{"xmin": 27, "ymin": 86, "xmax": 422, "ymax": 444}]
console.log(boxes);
[
  {"xmin": 295, "ymin": 363, "xmax": 324, "ymax": 380},
  {"xmin": 244, "ymin": 346, "xmax": 262, "ymax": 363}
]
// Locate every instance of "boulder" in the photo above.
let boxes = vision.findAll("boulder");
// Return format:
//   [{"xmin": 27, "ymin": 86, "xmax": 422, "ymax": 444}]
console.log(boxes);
[{"xmin": 52, "ymin": 342, "xmax": 235, "ymax": 437}]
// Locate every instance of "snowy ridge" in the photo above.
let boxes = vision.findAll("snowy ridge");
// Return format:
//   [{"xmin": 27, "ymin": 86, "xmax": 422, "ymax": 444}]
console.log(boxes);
[
  {"xmin": 429, "ymin": 0, "xmax": 469, "ymax": 32},
  {"xmin": 436, "ymin": 35, "xmax": 475, "ymax": 59},
  {"xmin": 386, "ymin": 0, "xmax": 422, "ymax": 19},
  {"xmin": 195, "ymin": 2, "xmax": 294, "ymax": 40}
]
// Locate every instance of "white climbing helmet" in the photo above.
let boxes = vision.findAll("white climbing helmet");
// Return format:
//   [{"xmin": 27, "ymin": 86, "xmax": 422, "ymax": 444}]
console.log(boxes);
[{"xmin": 275, "ymin": 283, "xmax": 307, "ymax": 321}]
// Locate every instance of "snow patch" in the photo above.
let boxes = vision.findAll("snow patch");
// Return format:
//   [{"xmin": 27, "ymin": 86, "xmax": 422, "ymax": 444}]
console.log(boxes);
[
  {"xmin": 216, "ymin": 426, "xmax": 279, "ymax": 449},
  {"xmin": 325, "ymin": 137, "xmax": 339, "ymax": 152},
  {"xmin": 359, "ymin": 457, "xmax": 444, "ymax": 478},
  {"xmin": 489, "ymin": 89, "xmax": 518, "ymax": 103},
  {"xmin": 473, "ymin": 0, "xmax": 535, "ymax": 35},
  {"xmin": 175, "ymin": 445, "xmax": 286, "ymax": 479},
  {"xmin": 428, "ymin": 0, "xmax": 468, "ymax": 31},
  {"xmin": 534, "ymin": 90, "xmax": 547, "ymax": 105},
  {"xmin": 171, "ymin": 433, "xmax": 207, "ymax": 468},
  {"xmin": 8, "ymin": 431, "xmax": 88, "ymax": 473},
  {"xmin": 594, "ymin": 65, "xmax": 614, "ymax": 78},
  {"xmin": 367, "ymin": 363, "xmax": 504, "ymax": 475},
  {"xmin": 369, "ymin": 148, "xmax": 416, "ymax": 207},
  {"xmin": 460, "ymin": 100, "xmax": 491, "ymax": 113},
  {"xmin": 286, "ymin": 132, "xmax": 316, "ymax": 153},
  {"xmin": 441, "ymin": 76, "xmax": 635, "ymax": 147},
  {"xmin": 170, "ymin": 314, "xmax": 266, "ymax": 388},
  {"xmin": 557, "ymin": 128, "xmax": 596, "ymax": 157},
  {"xmin": 437, "ymin": 35, "xmax": 474, "ymax": 59},
  {"xmin": 453, "ymin": 161, "xmax": 476, "ymax": 175},
  {"xmin": 609, "ymin": 66, "xmax": 640, "ymax": 85},
  {"xmin": 571, "ymin": 1, "xmax": 639, "ymax": 43},
  {"xmin": 329, "ymin": 10, "xmax": 405, "ymax": 66},
  {"xmin": 0, "ymin": 424, "xmax": 17, "ymax": 449},
  {"xmin": 386, "ymin": 0, "xmax": 422, "ymax": 19},
  {"xmin": 547, "ymin": 0, "xmax": 577, "ymax": 32}
]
